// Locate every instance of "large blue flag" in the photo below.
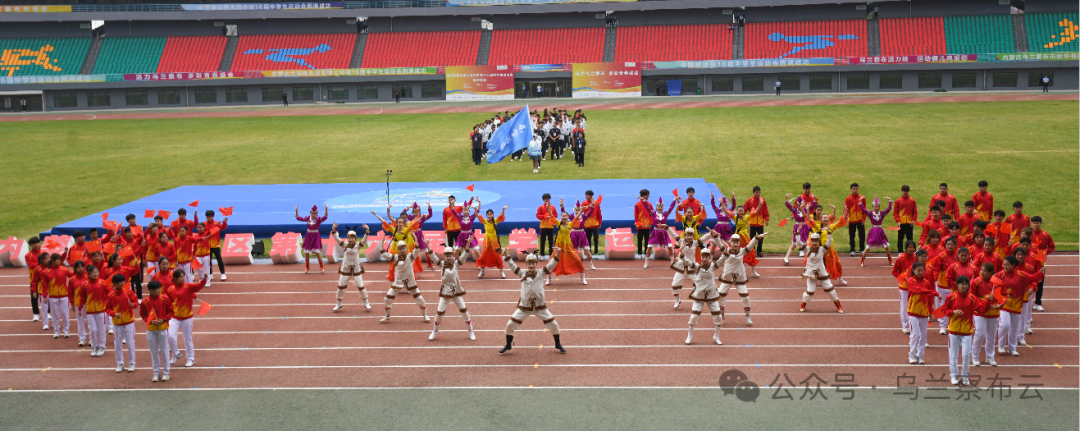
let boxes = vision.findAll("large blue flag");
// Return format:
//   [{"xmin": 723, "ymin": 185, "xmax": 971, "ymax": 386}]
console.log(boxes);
[{"xmin": 485, "ymin": 105, "xmax": 531, "ymax": 164}]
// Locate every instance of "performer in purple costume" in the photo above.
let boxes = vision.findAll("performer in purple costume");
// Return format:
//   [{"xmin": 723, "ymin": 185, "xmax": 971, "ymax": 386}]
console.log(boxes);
[
  {"xmin": 295, "ymin": 204, "xmax": 328, "ymax": 273},
  {"xmin": 858, "ymin": 197, "xmax": 894, "ymax": 267},
  {"xmin": 562, "ymin": 200, "xmax": 596, "ymax": 269},
  {"xmin": 782, "ymin": 194, "xmax": 812, "ymax": 266},
  {"xmin": 406, "ymin": 202, "xmax": 435, "ymax": 268},
  {"xmin": 644, "ymin": 197, "xmax": 678, "ymax": 267},
  {"xmin": 710, "ymin": 193, "xmax": 736, "ymax": 239},
  {"xmin": 453, "ymin": 200, "xmax": 482, "ymax": 260}
]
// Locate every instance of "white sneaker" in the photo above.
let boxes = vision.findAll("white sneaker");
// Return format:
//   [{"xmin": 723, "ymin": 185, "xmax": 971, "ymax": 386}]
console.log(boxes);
[
  {"xmin": 1033, "ymin": 304, "xmax": 1045, "ymax": 312},
  {"xmin": 908, "ymin": 356, "xmax": 916, "ymax": 364},
  {"xmin": 333, "ymin": 302, "xmax": 343, "ymax": 312},
  {"xmin": 917, "ymin": 358, "xmax": 925, "ymax": 365},
  {"xmin": 1025, "ymin": 327, "xmax": 1033, "ymax": 335},
  {"xmin": 971, "ymin": 357, "xmax": 980, "ymax": 366},
  {"xmin": 478, "ymin": 269, "xmax": 485, "ymax": 278},
  {"xmin": 939, "ymin": 328, "xmax": 947, "ymax": 335},
  {"xmin": 533, "ymin": 169, "xmax": 538, "ymax": 173},
  {"xmin": 961, "ymin": 377, "xmax": 970, "ymax": 386},
  {"xmin": 589, "ymin": 261, "xmax": 596, "ymax": 270},
  {"xmin": 126, "ymin": 364, "xmax": 136, "ymax": 372},
  {"xmin": 43, "ymin": 324, "xmax": 49, "ymax": 330},
  {"xmin": 205, "ymin": 281, "xmax": 212, "ymax": 287},
  {"xmin": 115, "ymin": 364, "xmax": 124, "ymax": 373},
  {"xmin": 799, "ymin": 251, "xmax": 805, "ymax": 257},
  {"xmin": 152, "ymin": 374, "xmax": 160, "ymax": 382},
  {"xmin": 468, "ymin": 328, "xmax": 476, "ymax": 341},
  {"xmin": 1009, "ymin": 350, "xmax": 1019, "ymax": 356},
  {"xmin": 643, "ymin": 259, "xmax": 649, "ymax": 269},
  {"xmin": 1018, "ymin": 338, "xmax": 1027, "ymax": 346},
  {"xmin": 380, "ymin": 315, "xmax": 390, "ymax": 322},
  {"xmin": 53, "ymin": 334, "xmax": 59, "ymax": 339},
  {"xmin": 32, "ymin": 314, "xmax": 40, "ymax": 322},
  {"xmin": 685, "ymin": 327, "xmax": 693, "ymax": 345},
  {"xmin": 745, "ymin": 315, "xmax": 753, "ymax": 327},
  {"xmin": 901, "ymin": 327, "xmax": 910, "ymax": 334},
  {"xmin": 221, "ymin": 274, "xmax": 227, "ymax": 281},
  {"xmin": 850, "ymin": 251, "xmax": 857, "ymax": 257},
  {"xmin": 950, "ymin": 376, "xmax": 959, "ymax": 385},
  {"xmin": 161, "ymin": 374, "xmax": 170, "ymax": 382},
  {"xmin": 185, "ymin": 359, "xmax": 194, "ymax": 367},
  {"xmin": 997, "ymin": 346, "xmax": 1006, "ymax": 354},
  {"xmin": 674, "ymin": 297, "xmax": 681, "ymax": 309},
  {"xmin": 429, "ymin": 330, "xmax": 437, "ymax": 340},
  {"xmin": 364, "ymin": 301, "xmax": 371, "ymax": 311},
  {"xmin": 107, "ymin": 329, "xmax": 113, "ymax": 335},
  {"xmin": 581, "ymin": 274, "xmax": 587, "ymax": 285},
  {"xmin": 545, "ymin": 278, "xmax": 550, "ymax": 286},
  {"xmin": 500, "ymin": 270, "xmax": 506, "ymax": 279},
  {"xmin": 838, "ymin": 278, "xmax": 848, "ymax": 286},
  {"xmin": 78, "ymin": 341, "xmax": 84, "ymax": 347},
  {"xmin": 783, "ymin": 258, "xmax": 789, "ymax": 266},
  {"xmin": 713, "ymin": 334, "xmax": 722, "ymax": 345},
  {"xmin": 988, "ymin": 358, "xmax": 998, "ymax": 366},
  {"xmin": 170, "ymin": 355, "xmax": 179, "ymax": 365}
]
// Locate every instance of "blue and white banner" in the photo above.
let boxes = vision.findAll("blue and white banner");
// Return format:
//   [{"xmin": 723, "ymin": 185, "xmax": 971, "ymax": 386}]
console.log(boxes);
[
  {"xmin": 180, "ymin": 2, "xmax": 343, "ymax": 11},
  {"xmin": 485, "ymin": 105, "xmax": 531, "ymax": 164},
  {"xmin": 644, "ymin": 58, "xmax": 835, "ymax": 69}
]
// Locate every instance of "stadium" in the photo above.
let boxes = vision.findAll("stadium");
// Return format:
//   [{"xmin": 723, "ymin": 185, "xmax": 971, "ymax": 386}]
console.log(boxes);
[{"xmin": 0, "ymin": 0, "xmax": 1078, "ymax": 428}]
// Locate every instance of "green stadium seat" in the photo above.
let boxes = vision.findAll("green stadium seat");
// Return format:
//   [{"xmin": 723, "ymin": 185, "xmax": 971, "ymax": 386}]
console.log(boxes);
[
  {"xmin": 92, "ymin": 36, "xmax": 167, "ymax": 75},
  {"xmin": 1025, "ymin": 12, "xmax": 1079, "ymax": 52},
  {"xmin": 944, "ymin": 15, "xmax": 1015, "ymax": 54},
  {"xmin": 0, "ymin": 37, "xmax": 90, "ymax": 76}
]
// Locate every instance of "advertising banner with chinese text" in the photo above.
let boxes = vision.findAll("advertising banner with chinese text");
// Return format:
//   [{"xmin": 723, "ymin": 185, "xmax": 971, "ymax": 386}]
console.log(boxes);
[
  {"xmin": 572, "ymin": 62, "xmax": 641, "ymax": 98},
  {"xmin": 445, "ymin": 65, "xmax": 514, "ymax": 101}
]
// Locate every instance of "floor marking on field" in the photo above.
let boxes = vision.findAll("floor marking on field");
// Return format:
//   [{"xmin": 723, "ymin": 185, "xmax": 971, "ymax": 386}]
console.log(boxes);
[
  {"xmin": 42, "ymin": 367, "xmax": 50, "ymax": 372},
  {"xmin": 1056, "ymin": 363, "xmax": 1063, "ymax": 368}
]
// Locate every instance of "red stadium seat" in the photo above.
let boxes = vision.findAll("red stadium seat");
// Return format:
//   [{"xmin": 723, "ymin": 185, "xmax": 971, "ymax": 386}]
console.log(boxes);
[
  {"xmin": 361, "ymin": 31, "xmax": 480, "ymax": 68},
  {"xmin": 879, "ymin": 17, "xmax": 946, "ymax": 57},
  {"xmin": 614, "ymin": 24, "xmax": 732, "ymax": 62},
  {"xmin": 230, "ymin": 34, "xmax": 355, "ymax": 71},
  {"xmin": 156, "ymin": 36, "xmax": 228, "ymax": 73},
  {"xmin": 488, "ymin": 28, "xmax": 604, "ymax": 65}
]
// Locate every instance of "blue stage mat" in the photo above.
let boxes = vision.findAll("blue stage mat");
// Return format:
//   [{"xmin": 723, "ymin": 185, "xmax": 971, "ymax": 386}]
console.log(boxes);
[{"xmin": 52, "ymin": 179, "xmax": 723, "ymax": 238}]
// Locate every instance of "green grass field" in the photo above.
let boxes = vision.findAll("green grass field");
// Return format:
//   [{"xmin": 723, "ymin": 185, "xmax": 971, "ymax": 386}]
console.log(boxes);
[{"xmin": 2, "ymin": 100, "xmax": 1076, "ymax": 251}]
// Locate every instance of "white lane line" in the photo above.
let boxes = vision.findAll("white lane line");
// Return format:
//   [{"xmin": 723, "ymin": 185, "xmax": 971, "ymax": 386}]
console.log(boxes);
[
  {"xmin": 9, "ymin": 299, "xmax": 1078, "ymax": 310},
  {"xmin": 1, "ymin": 327, "xmax": 1077, "ymax": 337},
  {"xmin": 4, "ymin": 386, "xmax": 1078, "ymax": 393},
  {"xmin": 2, "ymin": 344, "xmax": 1078, "ymax": 354},
  {"xmin": 0, "ymin": 363, "xmax": 1072, "ymax": 372}
]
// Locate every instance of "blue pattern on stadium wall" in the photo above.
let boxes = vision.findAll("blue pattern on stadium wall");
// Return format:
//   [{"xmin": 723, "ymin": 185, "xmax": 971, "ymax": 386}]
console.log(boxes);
[
  {"xmin": 325, "ymin": 188, "xmax": 502, "ymax": 214},
  {"xmin": 241, "ymin": 44, "xmax": 331, "ymax": 69},
  {"xmin": 768, "ymin": 33, "xmax": 859, "ymax": 58}
]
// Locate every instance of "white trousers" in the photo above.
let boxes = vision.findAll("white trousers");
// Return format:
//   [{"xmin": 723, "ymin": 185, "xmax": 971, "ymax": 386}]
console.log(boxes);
[
  {"xmin": 384, "ymin": 286, "xmax": 426, "ymax": 313},
  {"xmin": 803, "ymin": 278, "xmax": 838, "ymax": 302},
  {"xmin": 48, "ymin": 297, "xmax": 69, "ymax": 336},
  {"xmin": 718, "ymin": 282, "xmax": 751, "ymax": 312},
  {"xmin": 948, "ymin": 334, "xmax": 972, "ymax": 378},
  {"xmin": 935, "ymin": 287, "xmax": 951, "ymax": 329},
  {"xmin": 1021, "ymin": 295, "xmax": 1035, "ymax": 331},
  {"xmin": 908, "ymin": 316, "xmax": 928, "ymax": 359},
  {"xmin": 898, "ymin": 289, "xmax": 910, "ymax": 329},
  {"xmin": 194, "ymin": 256, "xmax": 211, "ymax": 281},
  {"xmin": 38, "ymin": 294, "xmax": 49, "ymax": 320},
  {"xmin": 87, "ymin": 312, "xmax": 107, "ymax": 351},
  {"xmin": 177, "ymin": 262, "xmax": 193, "ymax": 283},
  {"xmin": 75, "ymin": 305, "xmax": 87, "ymax": 342},
  {"xmin": 688, "ymin": 300, "xmax": 722, "ymax": 326},
  {"xmin": 337, "ymin": 275, "xmax": 367, "ymax": 301},
  {"xmin": 113, "ymin": 323, "xmax": 136, "ymax": 366},
  {"xmin": 973, "ymin": 315, "xmax": 998, "ymax": 361},
  {"xmin": 505, "ymin": 307, "xmax": 559, "ymax": 335},
  {"xmin": 168, "ymin": 318, "xmax": 194, "ymax": 361},
  {"xmin": 436, "ymin": 296, "xmax": 470, "ymax": 323},
  {"xmin": 147, "ymin": 329, "xmax": 170, "ymax": 376},
  {"xmin": 997, "ymin": 311, "xmax": 1022, "ymax": 352},
  {"xmin": 671, "ymin": 271, "xmax": 690, "ymax": 295}
]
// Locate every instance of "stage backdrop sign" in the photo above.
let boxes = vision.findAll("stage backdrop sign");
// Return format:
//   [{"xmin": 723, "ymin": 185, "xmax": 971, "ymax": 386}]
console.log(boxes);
[
  {"xmin": 572, "ymin": 62, "xmax": 641, "ymax": 98},
  {"xmin": 445, "ymin": 65, "xmax": 514, "ymax": 101}
]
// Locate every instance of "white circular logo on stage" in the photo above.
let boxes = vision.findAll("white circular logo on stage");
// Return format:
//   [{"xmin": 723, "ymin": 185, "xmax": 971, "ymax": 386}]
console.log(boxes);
[{"xmin": 325, "ymin": 188, "xmax": 502, "ymax": 213}]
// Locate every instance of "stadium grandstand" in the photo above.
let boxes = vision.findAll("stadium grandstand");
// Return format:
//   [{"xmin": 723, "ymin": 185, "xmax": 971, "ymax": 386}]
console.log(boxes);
[{"xmin": 0, "ymin": 0, "xmax": 1074, "ymax": 111}]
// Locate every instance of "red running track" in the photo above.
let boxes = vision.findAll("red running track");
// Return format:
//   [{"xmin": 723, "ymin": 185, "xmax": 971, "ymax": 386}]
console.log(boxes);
[{"xmin": 0, "ymin": 254, "xmax": 1075, "ymax": 390}]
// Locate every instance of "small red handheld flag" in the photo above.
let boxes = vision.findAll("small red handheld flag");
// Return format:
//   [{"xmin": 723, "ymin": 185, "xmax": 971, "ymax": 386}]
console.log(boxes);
[
  {"xmin": 191, "ymin": 258, "xmax": 203, "ymax": 270},
  {"xmin": 189, "ymin": 200, "xmax": 200, "ymax": 207},
  {"xmin": 197, "ymin": 301, "xmax": 213, "ymax": 316},
  {"xmin": 103, "ymin": 243, "xmax": 116, "ymax": 255},
  {"xmin": 157, "ymin": 210, "xmax": 171, "ymax": 220},
  {"xmin": 144, "ymin": 209, "xmax": 155, "ymax": 218},
  {"xmin": 218, "ymin": 207, "xmax": 234, "ymax": 217},
  {"xmin": 672, "ymin": 188, "xmax": 679, "ymax": 197},
  {"xmin": 596, "ymin": 195, "xmax": 603, "ymax": 205},
  {"xmin": 931, "ymin": 306, "xmax": 948, "ymax": 320},
  {"xmin": 131, "ymin": 225, "xmax": 143, "ymax": 236},
  {"xmin": 101, "ymin": 212, "xmax": 109, "ymax": 220},
  {"xmin": 778, "ymin": 219, "xmax": 788, "ymax": 227},
  {"xmin": 85, "ymin": 241, "xmax": 101, "ymax": 254},
  {"xmin": 146, "ymin": 308, "xmax": 157, "ymax": 324},
  {"xmin": 103, "ymin": 220, "xmax": 119, "ymax": 231},
  {"xmin": 465, "ymin": 184, "xmax": 474, "ymax": 192},
  {"xmin": 888, "ymin": 226, "xmax": 900, "ymax": 231},
  {"xmin": 117, "ymin": 247, "xmax": 134, "ymax": 259}
]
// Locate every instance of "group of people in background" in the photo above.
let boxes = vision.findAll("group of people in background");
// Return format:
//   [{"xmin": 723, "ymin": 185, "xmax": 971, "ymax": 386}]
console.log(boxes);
[
  {"xmin": 469, "ymin": 108, "xmax": 588, "ymax": 171},
  {"xmin": 25, "ymin": 206, "xmax": 227, "ymax": 382}
]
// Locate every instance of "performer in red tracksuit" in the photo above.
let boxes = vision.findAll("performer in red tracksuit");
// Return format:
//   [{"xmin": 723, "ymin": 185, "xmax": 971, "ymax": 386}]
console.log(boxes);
[
  {"xmin": 105, "ymin": 274, "xmax": 140, "ymax": 373},
  {"xmin": 937, "ymin": 276, "xmax": 996, "ymax": 386},
  {"xmin": 168, "ymin": 270, "xmax": 207, "ymax": 368},
  {"xmin": 140, "ymin": 280, "xmax": 174, "ymax": 382}
]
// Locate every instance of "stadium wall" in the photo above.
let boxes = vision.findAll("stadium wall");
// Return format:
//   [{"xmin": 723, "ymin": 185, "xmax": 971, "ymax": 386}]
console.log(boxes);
[{"xmin": 8, "ymin": 61, "xmax": 1071, "ymax": 112}]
